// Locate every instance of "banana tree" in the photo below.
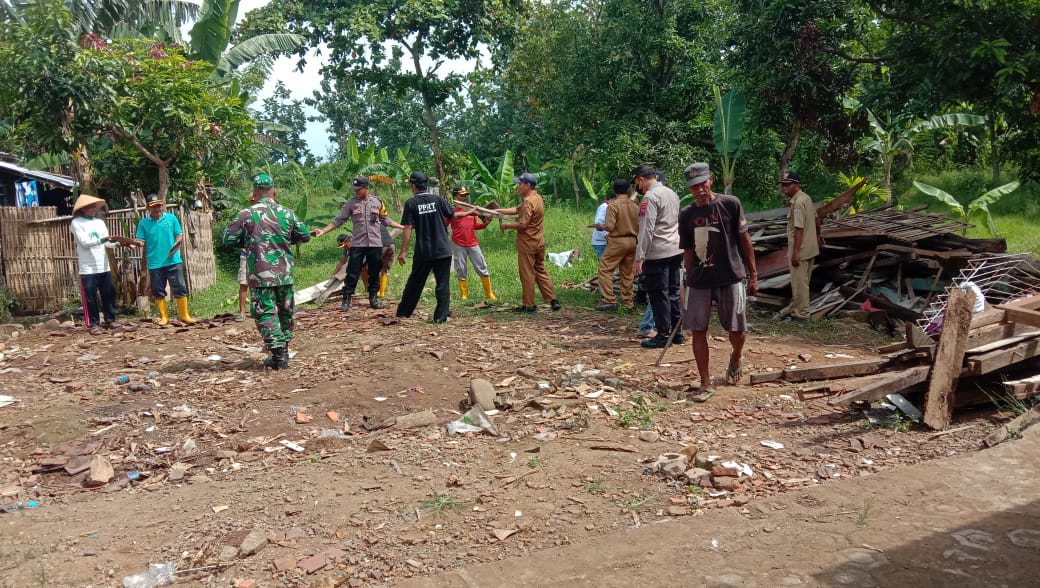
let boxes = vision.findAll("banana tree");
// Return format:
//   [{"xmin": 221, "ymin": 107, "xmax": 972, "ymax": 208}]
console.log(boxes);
[
  {"xmin": 188, "ymin": 0, "xmax": 303, "ymax": 79},
  {"xmin": 712, "ymin": 86, "xmax": 747, "ymax": 195},
  {"xmin": 857, "ymin": 105, "xmax": 986, "ymax": 195},
  {"xmin": 913, "ymin": 180, "xmax": 1019, "ymax": 237},
  {"xmin": 466, "ymin": 150, "xmax": 516, "ymax": 207}
]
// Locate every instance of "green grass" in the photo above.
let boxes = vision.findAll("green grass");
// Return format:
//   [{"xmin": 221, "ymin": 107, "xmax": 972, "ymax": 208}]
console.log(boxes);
[{"xmin": 191, "ymin": 201, "xmax": 606, "ymax": 317}]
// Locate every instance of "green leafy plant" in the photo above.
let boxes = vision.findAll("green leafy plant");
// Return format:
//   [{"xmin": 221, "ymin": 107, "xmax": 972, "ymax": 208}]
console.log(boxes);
[
  {"xmin": 712, "ymin": 86, "xmax": 747, "ymax": 195},
  {"xmin": 613, "ymin": 495, "xmax": 654, "ymax": 512},
  {"xmin": 420, "ymin": 492, "xmax": 464, "ymax": 514},
  {"xmin": 615, "ymin": 395, "xmax": 664, "ymax": 430},
  {"xmin": 913, "ymin": 180, "xmax": 1019, "ymax": 236},
  {"xmin": 526, "ymin": 456, "xmax": 542, "ymax": 469},
  {"xmin": 466, "ymin": 150, "xmax": 517, "ymax": 206},
  {"xmin": 834, "ymin": 172, "xmax": 888, "ymax": 215},
  {"xmin": 585, "ymin": 479, "xmax": 606, "ymax": 495}
]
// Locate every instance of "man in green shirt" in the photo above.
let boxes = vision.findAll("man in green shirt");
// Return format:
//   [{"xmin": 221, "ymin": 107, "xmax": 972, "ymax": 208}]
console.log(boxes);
[{"xmin": 135, "ymin": 193, "xmax": 196, "ymax": 326}]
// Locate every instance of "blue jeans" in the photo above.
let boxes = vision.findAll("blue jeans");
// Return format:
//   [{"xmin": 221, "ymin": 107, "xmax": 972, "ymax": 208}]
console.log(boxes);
[
  {"xmin": 80, "ymin": 271, "xmax": 117, "ymax": 327},
  {"xmin": 592, "ymin": 243, "xmax": 606, "ymax": 260},
  {"xmin": 638, "ymin": 304, "xmax": 655, "ymax": 333}
]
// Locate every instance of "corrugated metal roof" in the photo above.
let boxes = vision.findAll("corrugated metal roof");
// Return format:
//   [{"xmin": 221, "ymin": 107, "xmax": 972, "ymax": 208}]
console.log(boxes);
[{"xmin": 0, "ymin": 160, "xmax": 78, "ymax": 188}]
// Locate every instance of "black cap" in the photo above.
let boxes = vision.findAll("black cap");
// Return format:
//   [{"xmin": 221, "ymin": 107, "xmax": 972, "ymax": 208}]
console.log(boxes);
[
  {"xmin": 613, "ymin": 179, "xmax": 630, "ymax": 194},
  {"xmin": 408, "ymin": 171, "xmax": 429, "ymax": 188},
  {"xmin": 780, "ymin": 171, "xmax": 801, "ymax": 185},
  {"xmin": 631, "ymin": 162, "xmax": 656, "ymax": 180},
  {"xmin": 337, "ymin": 233, "xmax": 352, "ymax": 248},
  {"xmin": 452, "ymin": 185, "xmax": 469, "ymax": 198},
  {"xmin": 351, "ymin": 176, "xmax": 370, "ymax": 190},
  {"xmin": 145, "ymin": 193, "xmax": 163, "ymax": 207}
]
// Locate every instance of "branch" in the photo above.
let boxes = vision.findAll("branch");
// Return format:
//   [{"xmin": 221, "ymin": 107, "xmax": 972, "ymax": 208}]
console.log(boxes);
[
  {"xmin": 866, "ymin": 2, "xmax": 934, "ymax": 27},
  {"xmin": 110, "ymin": 126, "xmax": 163, "ymax": 167},
  {"xmin": 820, "ymin": 46, "xmax": 897, "ymax": 64}
]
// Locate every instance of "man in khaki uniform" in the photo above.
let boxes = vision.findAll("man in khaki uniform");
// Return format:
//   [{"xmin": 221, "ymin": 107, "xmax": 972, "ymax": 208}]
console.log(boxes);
[
  {"xmin": 499, "ymin": 172, "xmax": 561, "ymax": 313},
  {"xmin": 595, "ymin": 178, "xmax": 640, "ymax": 311},
  {"xmin": 781, "ymin": 172, "xmax": 821, "ymax": 323}
]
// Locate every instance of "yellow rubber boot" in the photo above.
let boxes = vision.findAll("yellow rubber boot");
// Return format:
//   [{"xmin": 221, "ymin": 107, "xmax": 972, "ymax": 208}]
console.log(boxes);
[
  {"xmin": 481, "ymin": 275, "xmax": 497, "ymax": 301},
  {"xmin": 155, "ymin": 298, "xmax": 169, "ymax": 326},
  {"xmin": 175, "ymin": 297, "xmax": 197, "ymax": 325},
  {"xmin": 378, "ymin": 274, "xmax": 388, "ymax": 297},
  {"xmin": 458, "ymin": 279, "xmax": 469, "ymax": 300}
]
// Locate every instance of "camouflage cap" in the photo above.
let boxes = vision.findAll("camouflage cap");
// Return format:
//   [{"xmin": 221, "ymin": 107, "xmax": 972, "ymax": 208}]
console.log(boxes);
[{"xmin": 253, "ymin": 173, "xmax": 274, "ymax": 189}]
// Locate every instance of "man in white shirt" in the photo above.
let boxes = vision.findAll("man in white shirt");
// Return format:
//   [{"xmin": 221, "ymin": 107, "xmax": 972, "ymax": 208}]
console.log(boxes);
[{"xmin": 70, "ymin": 194, "xmax": 139, "ymax": 331}]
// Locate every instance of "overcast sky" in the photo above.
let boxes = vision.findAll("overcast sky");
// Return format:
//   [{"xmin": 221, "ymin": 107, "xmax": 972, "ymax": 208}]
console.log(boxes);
[{"xmin": 238, "ymin": 0, "xmax": 333, "ymax": 158}]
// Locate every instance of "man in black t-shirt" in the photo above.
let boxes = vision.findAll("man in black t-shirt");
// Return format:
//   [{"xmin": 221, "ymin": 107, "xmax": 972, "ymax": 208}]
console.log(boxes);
[
  {"xmin": 677, "ymin": 162, "xmax": 758, "ymax": 402},
  {"xmin": 395, "ymin": 171, "xmax": 474, "ymax": 323}
]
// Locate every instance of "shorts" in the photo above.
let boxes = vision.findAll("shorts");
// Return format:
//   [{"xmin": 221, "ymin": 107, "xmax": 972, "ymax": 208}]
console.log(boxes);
[
  {"xmin": 237, "ymin": 256, "xmax": 248, "ymax": 286},
  {"xmin": 683, "ymin": 281, "xmax": 747, "ymax": 332}
]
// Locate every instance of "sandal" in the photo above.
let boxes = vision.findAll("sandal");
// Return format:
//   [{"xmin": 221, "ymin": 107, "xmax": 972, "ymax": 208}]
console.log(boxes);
[
  {"xmin": 725, "ymin": 361, "xmax": 744, "ymax": 386},
  {"xmin": 689, "ymin": 387, "xmax": 716, "ymax": 403}
]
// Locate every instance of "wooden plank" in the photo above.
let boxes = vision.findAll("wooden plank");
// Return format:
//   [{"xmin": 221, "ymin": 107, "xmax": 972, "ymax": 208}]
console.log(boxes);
[
  {"xmin": 965, "ymin": 331, "xmax": 1040, "ymax": 355},
  {"xmin": 877, "ymin": 340, "xmax": 910, "ymax": 354},
  {"xmin": 828, "ymin": 366, "xmax": 932, "ymax": 406},
  {"xmin": 782, "ymin": 360, "xmax": 887, "ymax": 383},
  {"xmin": 998, "ymin": 306, "xmax": 1040, "ymax": 329},
  {"xmin": 983, "ymin": 406, "xmax": 1040, "ymax": 448},
  {"xmin": 1004, "ymin": 375, "xmax": 1040, "ymax": 396},
  {"xmin": 923, "ymin": 288, "xmax": 974, "ymax": 430},
  {"xmin": 967, "ymin": 322, "xmax": 1032, "ymax": 349},
  {"xmin": 749, "ymin": 370, "xmax": 783, "ymax": 385},
  {"xmin": 968, "ymin": 339, "xmax": 1040, "ymax": 375}
]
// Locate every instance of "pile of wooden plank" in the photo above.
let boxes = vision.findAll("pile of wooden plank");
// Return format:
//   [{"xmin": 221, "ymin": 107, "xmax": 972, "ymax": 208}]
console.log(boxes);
[
  {"xmin": 750, "ymin": 291, "xmax": 1040, "ymax": 430},
  {"xmin": 747, "ymin": 203, "xmax": 1008, "ymax": 321}
]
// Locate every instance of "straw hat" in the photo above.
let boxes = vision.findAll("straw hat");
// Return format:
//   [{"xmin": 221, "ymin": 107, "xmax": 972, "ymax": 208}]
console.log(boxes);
[{"xmin": 72, "ymin": 194, "xmax": 105, "ymax": 214}]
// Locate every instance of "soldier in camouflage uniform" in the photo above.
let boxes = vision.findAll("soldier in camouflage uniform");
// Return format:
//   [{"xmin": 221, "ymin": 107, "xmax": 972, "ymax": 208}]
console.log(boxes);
[{"xmin": 222, "ymin": 173, "xmax": 311, "ymax": 369}]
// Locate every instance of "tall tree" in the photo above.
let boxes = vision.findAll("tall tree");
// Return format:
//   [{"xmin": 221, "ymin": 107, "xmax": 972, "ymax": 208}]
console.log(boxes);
[{"xmin": 273, "ymin": 0, "xmax": 523, "ymax": 188}]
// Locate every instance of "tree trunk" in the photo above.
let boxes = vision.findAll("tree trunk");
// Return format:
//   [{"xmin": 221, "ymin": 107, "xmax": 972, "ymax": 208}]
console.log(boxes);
[
  {"xmin": 157, "ymin": 163, "xmax": 170, "ymax": 200},
  {"xmin": 408, "ymin": 42, "xmax": 446, "ymax": 191},
  {"xmin": 72, "ymin": 143, "xmax": 96, "ymax": 195},
  {"xmin": 989, "ymin": 112, "xmax": 1000, "ymax": 184},
  {"xmin": 778, "ymin": 118, "xmax": 801, "ymax": 181}
]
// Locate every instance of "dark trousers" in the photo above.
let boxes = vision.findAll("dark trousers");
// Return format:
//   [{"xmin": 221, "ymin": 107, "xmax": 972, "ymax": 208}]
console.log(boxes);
[
  {"xmin": 342, "ymin": 246, "xmax": 382, "ymax": 300},
  {"xmin": 644, "ymin": 254, "xmax": 682, "ymax": 336},
  {"xmin": 148, "ymin": 263, "xmax": 188, "ymax": 299},
  {"xmin": 79, "ymin": 271, "xmax": 117, "ymax": 327},
  {"xmin": 396, "ymin": 256, "xmax": 451, "ymax": 322}
]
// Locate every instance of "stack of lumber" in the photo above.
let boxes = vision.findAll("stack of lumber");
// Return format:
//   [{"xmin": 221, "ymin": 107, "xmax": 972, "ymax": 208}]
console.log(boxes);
[
  {"xmin": 750, "ymin": 291, "xmax": 1040, "ymax": 430},
  {"xmin": 747, "ymin": 203, "xmax": 1008, "ymax": 320}
]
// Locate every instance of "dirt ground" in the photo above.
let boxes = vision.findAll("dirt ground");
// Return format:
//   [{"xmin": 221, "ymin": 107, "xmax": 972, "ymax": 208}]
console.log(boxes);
[{"xmin": 0, "ymin": 298, "xmax": 1009, "ymax": 587}]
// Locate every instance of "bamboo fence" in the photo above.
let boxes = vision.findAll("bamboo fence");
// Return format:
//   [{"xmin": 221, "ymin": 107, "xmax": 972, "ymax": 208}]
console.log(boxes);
[{"xmin": 0, "ymin": 204, "xmax": 216, "ymax": 312}]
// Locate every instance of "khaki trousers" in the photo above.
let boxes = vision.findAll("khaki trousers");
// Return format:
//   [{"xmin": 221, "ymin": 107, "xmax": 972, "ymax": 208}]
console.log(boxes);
[
  {"xmin": 789, "ymin": 255, "xmax": 815, "ymax": 319},
  {"xmin": 518, "ymin": 247, "xmax": 556, "ymax": 307},
  {"xmin": 597, "ymin": 236, "xmax": 636, "ymax": 306}
]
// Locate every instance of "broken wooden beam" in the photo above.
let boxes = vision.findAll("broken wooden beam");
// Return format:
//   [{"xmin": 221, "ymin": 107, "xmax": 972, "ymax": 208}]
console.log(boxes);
[
  {"xmin": 775, "ymin": 360, "xmax": 887, "ymax": 383},
  {"xmin": 1004, "ymin": 374, "xmax": 1040, "ymax": 397},
  {"xmin": 968, "ymin": 338, "xmax": 1040, "ymax": 375},
  {"xmin": 998, "ymin": 305, "xmax": 1040, "ymax": 329},
  {"xmin": 983, "ymin": 406, "xmax": 1040, "ymax": 448},
  {"xmin": 923, "ymin": 288, "xmax": 974, "ymax": 431},
  {"xmin": 828, "ymin": 366, "xmax": 932, "ymax": 407}
]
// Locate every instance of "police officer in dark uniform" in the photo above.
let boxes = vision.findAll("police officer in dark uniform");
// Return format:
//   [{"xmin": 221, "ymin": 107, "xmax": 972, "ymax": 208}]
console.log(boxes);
[{"xmin": 311, "ymin": 176, "xmax": 404, "ymax": 311}]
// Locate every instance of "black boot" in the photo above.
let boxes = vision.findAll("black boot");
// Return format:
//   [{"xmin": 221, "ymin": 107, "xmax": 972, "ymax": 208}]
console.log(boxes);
[
  {"xmin": 264, "ymin": 347, "xmax": 289, "ymax": 370},
  {"xmin": 369, "ymin": 295, "xmax": 384, "ymax": 309},
  {"xmin": 340, "ymin": 297, "xmax": 351, "ymax": 312}
]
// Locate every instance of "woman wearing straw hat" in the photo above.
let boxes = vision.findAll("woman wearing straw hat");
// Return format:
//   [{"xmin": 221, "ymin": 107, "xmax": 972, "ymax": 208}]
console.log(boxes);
[{"xmin": 70, "ymin": 194, "xmax": 139, "ymax": 332}]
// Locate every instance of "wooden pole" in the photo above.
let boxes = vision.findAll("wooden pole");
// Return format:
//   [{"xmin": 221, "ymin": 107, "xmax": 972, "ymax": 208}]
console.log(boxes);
[{"xmin": 923, "ymin": 287, "xmax": 974, "ymax": 430}]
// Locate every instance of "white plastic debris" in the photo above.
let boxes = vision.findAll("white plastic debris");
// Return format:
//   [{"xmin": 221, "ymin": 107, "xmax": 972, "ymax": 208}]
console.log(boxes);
[
  {"xmin": 279, "ymin": 440, "xmax": 305, "ymax": 452},
  {"xmin": 760, "ymin": 440, "xmax": 785, "ymax": 449},
  {"xmin": 721, "ymin": 460, "xmax": 754, "ymax": 478},
  {"xmin": 205, "ymin": 354, "xmax": 221, "ymax": 362}
]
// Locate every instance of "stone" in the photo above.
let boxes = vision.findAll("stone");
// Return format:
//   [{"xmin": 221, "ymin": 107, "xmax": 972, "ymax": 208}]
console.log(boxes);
[
  {"xmin": 238, "ymin": 529, "xmax": 267, "ymax": 557},
  {"xmin": 711, "ymin": 465, "xmax": 741, "ymax": 478},
  {"xmin": 85, "ymin": 455, "xmax": 113, "ymax": 487},
  {"xmin": 637, "ymin": 430, "xmax": 660, "ymax": 443},
  {"xmin": 798, "ymin": 353, "xmax": 813, "ymax": 362},
  {"xmin": 298, "ymin": 548, "xmax": 348, "ymax": 574},
  {"xmin": 469, "ymin": 379, "xmax": 497, "ymax": 411},
  {"xmin": 218, "ymin": 546, "xmax": 240, "ymax": 562},
  {"xmin": 666, "ymin": 506, "xmax": 689, "ymax": 516},
  {"xmin": 167, "ymin": 462, "xmax": 190, "ymax": 482},
  {"xmin": 651, "ymin": 453, "xmax": 688, "ymax": 478},
  {"xmin": 232, "ymin": 580, "xmax": 257, "ymax": 588},
  {"xmin": 694, "ymin": 454, "xmax": 713, "ymax": 469},
  {"xmin": 713, "ymin": 476, "xmax": 742, "ymax": 491},
  {"xmin": 272, "ymin": 557, "xmax": 297, "ymax": 572},
  {"xmin": 685, "ymin": 467, "xmax": 712, "ymax": 487}
]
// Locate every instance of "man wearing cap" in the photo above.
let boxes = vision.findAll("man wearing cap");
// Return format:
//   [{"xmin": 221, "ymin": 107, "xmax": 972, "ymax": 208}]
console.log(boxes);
[
  {"xmin": 631, "ymin": 163, "xmax": 682, "ymax": 347},
  {"xmin": 781, "ymin": 172, "xmax": 821, "ymax": 323},
  {"xmin": 395, "ymin": 171, "xmax": 466, "ymax": 322},
  {"xmin": 71, "ymin": 194, "xmax": 140, "ymax": 331},
  {"xmin": 134, "ymin": 193, "xmax": 196, "ymax": 326},
  {"xmin": 222, "ymin": 173, "xmax": 311, "ymax": 369},
  {"xmin": 595, "ymin": 179, "xmax": 639, "ymax": 311},
  {"xmin": 449, "ymin": 185, "xmax": 497, "ymax": 302},
  {"xmin": 678, "ymin": 162, "xmax": 758, "ymax": 400},
  {"xmin": 310, "ymin": 175, "xmax": 403, "ymax": 311},
  {"xmin": 498, "ymin": 172, "xmax": 561, "ymax": 313}
]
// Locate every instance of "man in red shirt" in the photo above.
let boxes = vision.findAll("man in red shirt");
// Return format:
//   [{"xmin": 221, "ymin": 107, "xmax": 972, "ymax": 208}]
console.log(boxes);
[{"xmin": 449, "ymin": 185, "xmax": 497, "ymax": 301}]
